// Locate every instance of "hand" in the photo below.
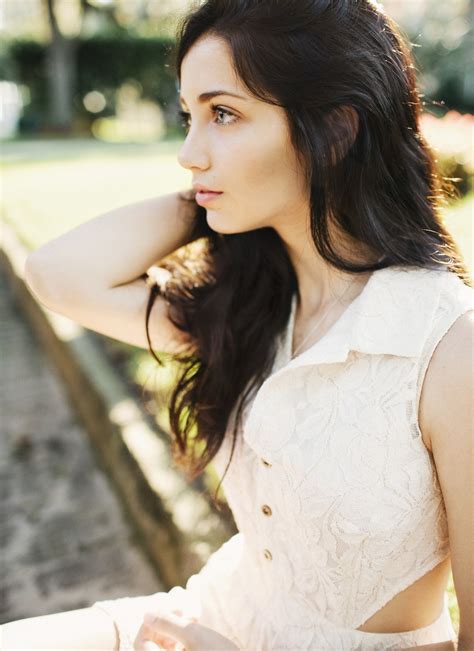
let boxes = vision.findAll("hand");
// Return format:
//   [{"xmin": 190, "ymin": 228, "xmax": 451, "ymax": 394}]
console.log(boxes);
[{"xmin": 133, "ymin": 608, "xmax": 240, "ymax": 651}]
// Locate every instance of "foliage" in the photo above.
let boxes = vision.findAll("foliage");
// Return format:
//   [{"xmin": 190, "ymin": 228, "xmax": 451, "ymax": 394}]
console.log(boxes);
[
  {"xmin": 2, "ymin": 36, "xmax": 180, "ymax": 133},
  {"xmin": 384, "ymin": 0, "xmax": 473, "ymax": 113},
  {"xmin": 420, "ymin": 110, "xmax": 474, "ymax": 197}
]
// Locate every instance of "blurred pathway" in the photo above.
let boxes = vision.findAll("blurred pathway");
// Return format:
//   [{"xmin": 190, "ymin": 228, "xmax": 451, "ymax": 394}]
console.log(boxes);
[{"xmin": 0, "ymin": 268, "xmax": 163, "ymax": 624}]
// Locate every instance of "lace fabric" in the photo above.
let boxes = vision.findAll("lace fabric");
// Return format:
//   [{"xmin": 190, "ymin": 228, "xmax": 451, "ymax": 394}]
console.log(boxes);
[{"xmin": 93, "ymin": 265, "xmax": 472, "ymax": 650}]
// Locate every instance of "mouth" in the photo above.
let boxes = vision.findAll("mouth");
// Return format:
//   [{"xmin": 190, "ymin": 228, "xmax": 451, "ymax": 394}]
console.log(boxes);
[{"xmin": 195, "ymin": 190, "xmax": 223, "ymax": 205}]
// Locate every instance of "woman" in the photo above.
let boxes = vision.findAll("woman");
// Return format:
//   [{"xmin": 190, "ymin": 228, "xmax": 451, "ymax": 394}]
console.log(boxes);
[{"xmin": 6, "ymin": 0, "xmax": 472, "ymax": 649}]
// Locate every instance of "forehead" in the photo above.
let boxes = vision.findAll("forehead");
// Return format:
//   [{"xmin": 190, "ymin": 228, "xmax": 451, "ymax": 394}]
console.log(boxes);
[{"xmin": 179, "ymin": 35, "xmax": 247, "ymax": 101}]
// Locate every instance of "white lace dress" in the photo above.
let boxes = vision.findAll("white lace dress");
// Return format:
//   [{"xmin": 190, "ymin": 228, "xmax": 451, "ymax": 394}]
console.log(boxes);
[{"xmin": 92, "ymin": 264, "xmax": 472, "ymax": 650}]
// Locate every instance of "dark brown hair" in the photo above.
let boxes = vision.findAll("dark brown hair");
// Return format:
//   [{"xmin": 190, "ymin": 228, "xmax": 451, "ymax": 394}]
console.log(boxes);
[{"xmin": 144, "ymin": 0, "xmax": 470, "ymax": 504}]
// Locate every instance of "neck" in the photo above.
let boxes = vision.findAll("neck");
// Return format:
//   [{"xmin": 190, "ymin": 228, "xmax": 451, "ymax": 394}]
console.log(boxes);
[{"xmin": 276, "ymin": 223, "xmax": 374, "ymax": 319}]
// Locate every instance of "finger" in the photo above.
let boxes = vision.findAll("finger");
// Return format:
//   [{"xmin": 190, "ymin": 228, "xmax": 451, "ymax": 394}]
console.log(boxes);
[
  {"xmin": 134, "ymin": 608, "xmax": 197, "ymax": 651},
  {"xmin": 170, "ymin": 608, "xmax": 198, "ymax": 625},
  {"xmin": 142, "ymin": 611, "xmax": 195, "ymax": 649},
  {"xmin": 133, "ymin": 619, "xmax": 176, "ymax": 651}
]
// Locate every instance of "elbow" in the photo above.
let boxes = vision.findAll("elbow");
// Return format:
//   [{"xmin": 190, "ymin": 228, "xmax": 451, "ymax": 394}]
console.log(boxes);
[
  {"xmin": 24, "ymin": 251, "xmax": 41, "ymax": 280},
  {"xmin": 24, "ymin": 252, "xmax": 59, "ymax": 307},
  {"xmin": 24, "ymin": 252, "xmax": 41, "ymax": 291}
]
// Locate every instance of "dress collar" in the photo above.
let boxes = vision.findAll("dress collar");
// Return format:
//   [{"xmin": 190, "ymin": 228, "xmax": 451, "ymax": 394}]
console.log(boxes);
[
  {"xmin": 242, "ymin": 264, "xmax": 464, "ymax": 460},
  {"xmin": 278, "ymin": 264, "xmax": 449, "ymax": 371}
]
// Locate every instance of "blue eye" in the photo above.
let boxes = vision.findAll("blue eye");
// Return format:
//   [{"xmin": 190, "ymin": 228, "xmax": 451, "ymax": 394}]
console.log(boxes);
[{"xmin": 177, "ymin": 105, "xmax": 238, "ymax": 132}]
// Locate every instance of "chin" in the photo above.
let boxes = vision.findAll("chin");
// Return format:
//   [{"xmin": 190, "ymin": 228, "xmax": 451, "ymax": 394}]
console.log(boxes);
[{"xmin": 205, "ymin": 210, "xmax": 246, "ymax": 235}]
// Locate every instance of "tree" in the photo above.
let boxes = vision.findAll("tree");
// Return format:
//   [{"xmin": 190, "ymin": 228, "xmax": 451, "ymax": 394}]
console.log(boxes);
[
  {"xmin": 43, "ymin": 0, "xmax": 124, "ymax": 132},
  {"xmin": 44, "ymin": 0, "xmax": 77, "ymax": 131}
]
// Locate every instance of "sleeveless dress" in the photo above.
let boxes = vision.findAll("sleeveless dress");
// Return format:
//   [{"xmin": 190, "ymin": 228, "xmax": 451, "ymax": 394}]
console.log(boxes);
[{"xmin": 92, "ymin": 264, "xmax": 473, "ymax": 650}]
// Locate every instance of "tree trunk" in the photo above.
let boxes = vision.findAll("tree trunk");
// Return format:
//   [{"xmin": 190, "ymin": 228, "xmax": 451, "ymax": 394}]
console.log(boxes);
[{"xmin": 44, "ymin": 0, "xmax": 77, "ymax": 132}]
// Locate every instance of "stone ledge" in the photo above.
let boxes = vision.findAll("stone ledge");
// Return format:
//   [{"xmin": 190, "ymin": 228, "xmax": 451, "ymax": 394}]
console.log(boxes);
[{"xmin": 0, "ymin": 218, "xmax": 236, "ymax": 590}]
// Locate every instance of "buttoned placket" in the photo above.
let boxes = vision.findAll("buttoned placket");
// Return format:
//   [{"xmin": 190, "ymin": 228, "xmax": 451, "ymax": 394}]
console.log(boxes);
[
  {"xmin": 258, "ymin": 450, "xmax": 275, "ymax": 563},
  {"xmin": 246, "ymin": 290, "xmax": 351, "ymax": 569}
]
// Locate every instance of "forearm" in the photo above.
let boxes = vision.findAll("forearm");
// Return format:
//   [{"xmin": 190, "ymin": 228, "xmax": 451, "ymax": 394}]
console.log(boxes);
[
  {"xmin": 25, "ymin": 191, "xmax": 197, "ymax": 299},
  {"xmin": 1, "ymin": 605, "xmax": 119, "ymax": 650}
]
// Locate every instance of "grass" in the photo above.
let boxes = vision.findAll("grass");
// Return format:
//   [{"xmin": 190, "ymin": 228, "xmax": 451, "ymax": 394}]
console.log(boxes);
[
  {"xmin": 1, "ymin": 136, "xmax": 471, "ymax": 635},
  {"xmin": 0, "ymin": 137, "xmax": 191, "ymax": 252},
  {"xmin": 442, "ymin": 190, "xmax": 473, "ymax": 273}
]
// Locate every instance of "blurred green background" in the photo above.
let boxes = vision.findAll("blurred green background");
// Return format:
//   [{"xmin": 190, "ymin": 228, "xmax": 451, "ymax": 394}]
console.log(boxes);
[{"xmin": 1, "ymin": 0, "xmax": 472, "ymax": 635}]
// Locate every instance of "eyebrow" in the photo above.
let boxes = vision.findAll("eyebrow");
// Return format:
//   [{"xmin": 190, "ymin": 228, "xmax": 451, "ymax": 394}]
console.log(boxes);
[{"xmin": 179, "ymin": 90, "xmax": 247, "ymax": 105}]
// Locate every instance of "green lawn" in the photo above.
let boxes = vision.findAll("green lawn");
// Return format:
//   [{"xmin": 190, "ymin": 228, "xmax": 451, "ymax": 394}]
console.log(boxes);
[
  {"xmin": 1, "ymin": 136, "xmax": 470, "ymax": 635},
  {"xmin": 442, "ymin": 190, "xmax": 473, "ymax": 273},
  {"xmin": 0, "ymin": 137, "xmax": 191, "ymax": 252}
]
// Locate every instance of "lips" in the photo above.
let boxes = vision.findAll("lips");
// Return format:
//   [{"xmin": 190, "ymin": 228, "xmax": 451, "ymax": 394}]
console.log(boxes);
[
  {"xmin": 193, "ymin": 184, "xmax": 222, "ymax": 193},
  {"xmin": 195, "ymin": 190, "xmax": 223, "ymax": 205}
]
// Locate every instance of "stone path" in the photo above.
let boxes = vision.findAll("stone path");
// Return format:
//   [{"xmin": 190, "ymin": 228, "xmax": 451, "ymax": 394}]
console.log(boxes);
[{"xmin": 0, "ymin": 267, "xmax": 163, "ymax": 625}]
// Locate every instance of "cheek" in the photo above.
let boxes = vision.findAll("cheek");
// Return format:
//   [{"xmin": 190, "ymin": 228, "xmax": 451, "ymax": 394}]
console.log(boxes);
[
  {"xmin": 217, "ymin": 127, "xmax": 288, "ymax": 190},
  {"xmin": 206, "ymin": 130, "xmax": 303, "ymax": 233},
  {"xmin": 238, "ymin": 142, "xmax": 304, "ymax": 220},
  {"xmin": 240, "ymin": 138, "xmax": 286, "ymax": 186}
]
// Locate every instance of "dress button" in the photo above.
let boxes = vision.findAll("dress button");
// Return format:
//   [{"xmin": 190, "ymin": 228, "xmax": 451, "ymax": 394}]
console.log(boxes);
[
  {"xmin": 261, "ymin": 504, "xmax": 272, "ymax": 516},
  {"xmin": 261, "ymin": 458, "xmax": 272, "ymax": 467},
  {"xmin": 263, "ymin": 548, "xmax": 273, "ymax": 560}
]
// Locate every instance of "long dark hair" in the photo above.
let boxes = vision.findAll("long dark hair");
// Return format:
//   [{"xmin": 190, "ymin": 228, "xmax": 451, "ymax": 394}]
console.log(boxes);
[{"xmin": 144, "ymin": 0, "xmax": 470, "ymax": 503}]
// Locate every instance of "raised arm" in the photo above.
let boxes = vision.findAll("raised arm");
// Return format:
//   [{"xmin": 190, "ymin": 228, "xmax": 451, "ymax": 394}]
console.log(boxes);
[{"xmin": 24, "ymin": 190, "xmax": 200, "ymax": 353}]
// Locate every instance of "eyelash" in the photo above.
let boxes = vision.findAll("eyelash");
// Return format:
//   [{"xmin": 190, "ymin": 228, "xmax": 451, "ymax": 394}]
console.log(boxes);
[{"xmin": 178, "ymin": 104, "xmax": 238, "ymax": 131}]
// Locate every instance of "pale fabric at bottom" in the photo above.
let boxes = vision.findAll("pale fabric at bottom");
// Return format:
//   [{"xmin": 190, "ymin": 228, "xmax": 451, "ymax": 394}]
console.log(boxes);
[
  {"xmin": 92, "ymin": 538, "xmax": 455, "ymax": 650},
  {"xmin": 92, "ymin": 265, "xmax": 472, "ymax": 650}
]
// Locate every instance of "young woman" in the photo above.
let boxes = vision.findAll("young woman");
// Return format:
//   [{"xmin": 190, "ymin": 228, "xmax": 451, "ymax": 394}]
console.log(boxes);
[{"xmin": 6, "ymin": 0, "xmax": 473, "ymax": 650}]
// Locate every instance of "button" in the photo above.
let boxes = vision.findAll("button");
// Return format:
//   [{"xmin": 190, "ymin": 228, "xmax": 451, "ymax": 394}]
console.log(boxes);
[
  {"xmin": 261, "ymin": 458, "xmax": 272, "ymax": 467},
  {"xmin": 263, "ymin": 548, "xmax": 273, "ymax": 560},
  {"xmin": 261, "ymin": 504, "xmax": 272, "ymax": 516}
]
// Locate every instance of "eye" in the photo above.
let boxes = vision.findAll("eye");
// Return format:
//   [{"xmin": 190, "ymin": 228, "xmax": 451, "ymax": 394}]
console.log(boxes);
[
  {"xmin": 211, "ymin": 105, "xmax": 238, "ymax": 126},
  {"xmin": 177, "ymin": 105, "xmax": 238, "ymax": 133}
]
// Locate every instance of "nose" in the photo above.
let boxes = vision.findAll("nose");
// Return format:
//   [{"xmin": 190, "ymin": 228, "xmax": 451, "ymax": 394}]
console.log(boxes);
[{"xmin": 177, "ymin": 128, "xmax": 210, "ymax": 171}]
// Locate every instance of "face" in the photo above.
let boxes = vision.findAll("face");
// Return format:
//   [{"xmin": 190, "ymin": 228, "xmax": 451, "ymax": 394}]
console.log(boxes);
[{"xmin": 177, "ymin": 34, "xmax": 310, "ymax": 236}]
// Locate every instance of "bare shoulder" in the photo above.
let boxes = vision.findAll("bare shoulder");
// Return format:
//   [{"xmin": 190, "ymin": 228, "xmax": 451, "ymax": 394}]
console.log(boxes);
[
  {"xmin": 418, "ymin": 309, "xmax": 474, "ymax": 647},
  {"xmin": 418, "ymin": 309, "xmax": 474, "ymax": 453}
]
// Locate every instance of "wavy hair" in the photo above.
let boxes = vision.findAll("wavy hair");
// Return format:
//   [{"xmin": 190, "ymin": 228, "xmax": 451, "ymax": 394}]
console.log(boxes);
[{"xmin": 144, "ymin": 0, "xmax": 470, "ymax": 504}]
